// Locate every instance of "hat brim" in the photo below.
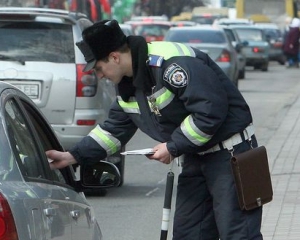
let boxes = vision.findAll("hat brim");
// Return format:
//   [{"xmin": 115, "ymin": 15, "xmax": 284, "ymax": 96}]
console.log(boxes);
[{"xmin": 83, "ymin": 59, "xmax": 96, "ymax": 72}]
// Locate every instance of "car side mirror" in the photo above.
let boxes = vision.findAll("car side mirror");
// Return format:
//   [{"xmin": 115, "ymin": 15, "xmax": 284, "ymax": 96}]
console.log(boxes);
[
  {"xmin": 80, "ymin": 161, "xmax": 121, "ymax": 188},
  {"xmin": 242, "ymin": 40, "xmax": 249, "ymax": 46},
  {"xmin": 235, "ymin": 42, "xmax": 243, "ymax": 53},
  {"xmin": 265, "ymin": 34, "xmax": 271, "ymax": 42}
]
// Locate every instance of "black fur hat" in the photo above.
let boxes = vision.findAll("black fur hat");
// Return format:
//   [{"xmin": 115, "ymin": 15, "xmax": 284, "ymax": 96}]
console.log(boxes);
[
  {"xmin": 79, "ymin": 19, "xmax": 127, "ymax": 71},
  {"xmin": 76, "ymin": 40, "xmax": 96, "ymax": 72}
]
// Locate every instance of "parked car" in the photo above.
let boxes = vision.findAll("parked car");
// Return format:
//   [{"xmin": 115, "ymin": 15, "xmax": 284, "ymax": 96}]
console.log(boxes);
[
  {"xmin": 0, "ymin": 81, "xmax": 121, "ymax": 239},
  {"xmin": 221, "ymin": 26, "xmax": 247, "ymax": 79},
  {"xmin": 255, "ymin": 23, "xmax": 285, "ymax": 65},
  {"xmin": 164, "ymin": 25, "xmax": 240, "ymax": 86},
  {"xmin": 124, "ymin": 20, "xmax": 172, "ymax": 42},
  {"xmin": 229, "ymin": 25, "xmax": 270, "ymax": 71},
  {"xmin": 0, "ymin": 7, "xmax": 126, "ymax": 185}
]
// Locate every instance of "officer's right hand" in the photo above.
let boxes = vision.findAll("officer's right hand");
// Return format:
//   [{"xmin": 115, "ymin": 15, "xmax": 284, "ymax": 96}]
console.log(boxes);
[
  {"xmin": 46, "ymin": 150, "xmax": 77, "ymax": 169},
  {"xmin": 147, "ymin": 142, "xmax": 174, "ymax": 164}
]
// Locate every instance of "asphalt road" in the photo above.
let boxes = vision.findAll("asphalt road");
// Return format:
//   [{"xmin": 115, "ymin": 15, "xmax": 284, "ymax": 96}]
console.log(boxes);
[{"xmin": 88, "ymin": 62, "xmax": 300, "ymax": 240}]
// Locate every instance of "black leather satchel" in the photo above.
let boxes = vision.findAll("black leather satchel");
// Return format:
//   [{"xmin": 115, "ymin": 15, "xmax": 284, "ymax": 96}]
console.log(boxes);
[{"xmin": 231, "ymin": 146, "xmax": 273, "ymax": 210}]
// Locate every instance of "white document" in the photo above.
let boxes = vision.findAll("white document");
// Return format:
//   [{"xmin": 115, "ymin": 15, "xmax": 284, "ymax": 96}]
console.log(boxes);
[{"xmin": 120, "ymin": 148, "xmax": 155, "ymax": 155}]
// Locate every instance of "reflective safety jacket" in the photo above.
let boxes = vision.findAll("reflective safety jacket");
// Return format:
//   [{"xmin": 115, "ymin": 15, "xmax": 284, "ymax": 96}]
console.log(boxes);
[{"xmin": 69, "ymin": 37, "xmax": 253, "ymax": 165}]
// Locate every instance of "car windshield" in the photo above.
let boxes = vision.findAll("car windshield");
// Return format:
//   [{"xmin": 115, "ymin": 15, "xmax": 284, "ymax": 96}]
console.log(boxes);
[
  {"xmin": 0, "ymin": 22, "xmax": 75, "ymax": 63},
  {"xmin": 235, "ymin": 29, "xmax": 263, "ymax": 41},
  {"xmin": 191, "ymin": 15, "xmax": 220, "ymax": 24},
  {"xmin": 166, "ymin": 30, "xmax": 226, "ymax": 44},
  {"xmin": 134, "ymin": 24, "xmax": 170, "ymax": 37}
]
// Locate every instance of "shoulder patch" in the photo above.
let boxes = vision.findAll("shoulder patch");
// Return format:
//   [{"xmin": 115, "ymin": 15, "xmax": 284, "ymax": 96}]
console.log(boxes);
[
  {"xmin": 163, "ymin": 63, "xmax": 188, "ymax": 88},
  {"xmin": 148, "ymin": 54, "xmax": 164, "ymax": 67}
]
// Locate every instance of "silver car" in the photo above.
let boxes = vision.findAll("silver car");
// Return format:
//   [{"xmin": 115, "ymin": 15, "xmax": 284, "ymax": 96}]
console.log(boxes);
[
  {"xmin": 0, "ymin": 7, "xmax": 126, "ymax": 186},
  {"xmin": 0, "ymin": 81, "xmax": 121, "ymax": 239},
  {"xmin": 222, "ymin": 26, "xmax": 247, "ymax": 79},
  {"xmin": 230, "ymin": 25, "xmax": 270, "ymax": 71},
  {"xmin": 164, "ymin": 25, "xmax": 239, "ymax": 86}
]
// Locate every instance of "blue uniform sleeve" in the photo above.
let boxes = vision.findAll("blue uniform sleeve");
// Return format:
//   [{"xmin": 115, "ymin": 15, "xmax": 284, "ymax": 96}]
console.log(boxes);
[{"xmin": 69, "ymin": 100, "xmax": 137, "ymax": 165}]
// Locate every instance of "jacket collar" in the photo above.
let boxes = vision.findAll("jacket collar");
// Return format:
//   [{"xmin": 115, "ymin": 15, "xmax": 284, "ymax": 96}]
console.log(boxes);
[{"xmin": 117, "ymin": 36, "xmax": 154, "ymax": 101}]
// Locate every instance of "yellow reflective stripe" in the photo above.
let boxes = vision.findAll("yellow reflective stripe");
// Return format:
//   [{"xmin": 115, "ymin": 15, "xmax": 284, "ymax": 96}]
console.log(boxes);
[
  {"xmin": 150, "ymin": 87, "xmax": 174, "ymax": 110},
  {"xmin": 148, "ymin": 42, "xmax": 196, "ymax": 60},
  {"xmin": 117, "ymin": 96, "xmax": 140, "ymax": 114},
  {"xmin": 181, "ymin": 115, "xmax": 212, "ymax": 146},
  {"xmin": 173, "ymin": 42, "xmax": 196, "ymax": 57},
  {"xmin": 88, "ymin": 126, "xmax": 121, "ymax": 155}
]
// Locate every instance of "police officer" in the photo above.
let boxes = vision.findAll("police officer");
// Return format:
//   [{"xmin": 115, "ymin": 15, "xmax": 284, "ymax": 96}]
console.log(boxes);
[{"xmin": 46, "ymin": 20, "xmax": 263, "ymax": 239}]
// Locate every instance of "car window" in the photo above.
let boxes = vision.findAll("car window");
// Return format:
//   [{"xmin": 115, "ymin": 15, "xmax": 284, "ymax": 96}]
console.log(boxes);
[
  {"xmin": 235, "ymin": 29, "xmax": 263, "ymax": 41},
  {"xmin": 166, "ymin": 30, "xmax": 226, "ymax": 43},
  {"xmin": 263, "ymin": 29, "xmax": 282, "ymax": 40},
  {"xmin": 134, "ymin": 24, "xmax": 170, "ymax": 37},
  {"xmin": 4, "ymin": 97, "xmax": 65, "ymax": 183},
  {"xmin": 5, "ymin": 98, "xmax": 47, "ymax": 179},
  {"xmin": 0, "ymin": 22, "xmax": 75, "ymax": 63},
  {"xmin": 191, "ymin": 15, "xmax": 219, "ymax": 25},
  {"xmin": 224, "ymin": 29, "xmax": 236, "ymax": 42}
]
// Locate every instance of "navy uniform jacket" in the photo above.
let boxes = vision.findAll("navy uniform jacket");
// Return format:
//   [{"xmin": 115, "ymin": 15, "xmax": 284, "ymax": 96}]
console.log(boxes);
[{"xmin": 69, "ymin": 36, "xmax": 253, "ymax": 165}]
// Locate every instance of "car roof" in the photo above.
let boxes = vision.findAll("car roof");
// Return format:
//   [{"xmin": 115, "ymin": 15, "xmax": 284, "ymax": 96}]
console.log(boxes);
[
  {"xmin": 0, "ymin": 7, "xmax": 88, "ymax": 24},
  {"xmin": 170, "ymin": 20, "xmax": 198, "ymax": 27},
  {"xmin": 169, "ymin": 25, "xmax": 225, "ymax": 32},
  {"xmin": 124, "ymin": 20, "xmax": 172, "ymax": 26},
  {"xmin": 215, "ymin": 18, "xmax": 253, "ymax": 24},
  {"xmin": 129, "ymin": 15, "xmax": 169, "ymax": 22},
  {"xmin": 254, "ymin": 23, "xmax": 280, "ymax": 29},
  {"xmin": 228, "ymin": 25, "xmax": 264, "ymax": 30}
]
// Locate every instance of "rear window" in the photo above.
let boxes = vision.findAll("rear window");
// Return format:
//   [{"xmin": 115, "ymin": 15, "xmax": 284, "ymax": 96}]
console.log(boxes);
[
  {"xmin": 133, "ymin": 24, "xmax": 170, "ymax": 37},
  {"xmin": 0, "ymin": 22, "xmax": 75, "ymax": 63},
  {"xmin": 235, "ymin": 29, "xmax": 263, "ymax": 42},
  {"xmin": 263, "ymin": 29, "xmax": 282, "ymax": 40},
  {"xmin": 165, "ymin": 29, "xmax": 226, "ymax": 44},
  {"xmin": 191, "ymin": 15, "xmax": 220, "ymax": 25}
]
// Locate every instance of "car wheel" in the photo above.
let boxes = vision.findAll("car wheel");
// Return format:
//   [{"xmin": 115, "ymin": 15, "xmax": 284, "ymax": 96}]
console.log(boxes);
[
  {"xmin": 261, "ymin": 62, "xmax": 268, "ymax": 72},
  {"xmin": 254, "ymin": 64, "xmax": 260, "ymax": 70},
  {"xmin": 278, "ymin": 56, "xmax": 286, "ymax": 65},
  {"xmin": 238, "ymin": 68, "xmax": 245, "ymax": 79}
]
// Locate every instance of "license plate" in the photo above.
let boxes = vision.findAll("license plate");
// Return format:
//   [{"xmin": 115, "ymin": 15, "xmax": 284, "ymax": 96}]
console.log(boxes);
[{"xmin": 14, "ymin": 84, "xmax": 39, "ymax": 99}]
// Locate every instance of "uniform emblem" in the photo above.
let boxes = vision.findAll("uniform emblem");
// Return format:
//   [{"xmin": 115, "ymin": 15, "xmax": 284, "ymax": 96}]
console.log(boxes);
[{"xmin": 163, "ymin": 63, "xmax": 188, "ymax": 87}]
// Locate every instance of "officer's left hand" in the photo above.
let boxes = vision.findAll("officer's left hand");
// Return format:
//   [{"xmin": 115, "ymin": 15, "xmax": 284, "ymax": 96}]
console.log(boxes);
[{"xmin": 146, "ymin": 142, "xmax": 174, "ymax": 164}]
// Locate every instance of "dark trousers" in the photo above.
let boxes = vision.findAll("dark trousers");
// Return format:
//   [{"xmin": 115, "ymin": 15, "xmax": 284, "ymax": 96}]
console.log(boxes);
[{"xmin": 173, "ymin": 138, "xmax": 263, "ymax": 240}]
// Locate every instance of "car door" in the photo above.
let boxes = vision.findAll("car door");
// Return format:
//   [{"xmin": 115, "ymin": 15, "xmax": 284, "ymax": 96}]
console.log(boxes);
[
  {"xmin": 2, "ymin": 87, "xmax": 99, "ymax": 240},
  {"xmin": 18, "ymin": 92, "xmax": 100, "ymax": 240},
  {"xmin": 3, "ymin": 89, "xmax": 73, "ymax": 239}
]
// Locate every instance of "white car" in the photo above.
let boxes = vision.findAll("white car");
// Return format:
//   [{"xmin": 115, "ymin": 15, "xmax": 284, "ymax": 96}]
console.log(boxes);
[
  {"xmin": 0, "ymin": 7, "xmax": 126, "ymax": 185},
  {"xmin": 0, "ymin": 81, "xmax": 121, "ymax": 239}
]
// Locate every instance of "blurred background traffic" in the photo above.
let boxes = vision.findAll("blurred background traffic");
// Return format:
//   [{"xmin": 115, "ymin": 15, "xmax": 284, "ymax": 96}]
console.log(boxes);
[{"xmin": 1, "ymin": 0, "xmax": 300, "ymax": 27}]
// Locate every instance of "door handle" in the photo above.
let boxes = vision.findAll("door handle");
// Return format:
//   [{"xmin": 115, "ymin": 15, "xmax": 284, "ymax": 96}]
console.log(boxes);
[{"xmin": 70, "ymin": 210, "xmax": 80, "ymax": 220}]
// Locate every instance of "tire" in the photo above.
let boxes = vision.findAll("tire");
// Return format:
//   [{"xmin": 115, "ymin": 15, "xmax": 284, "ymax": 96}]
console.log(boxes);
[
  {"xmin": 238, "ymin": 68, "xmax": 245, "ymax": 79},
  {"xmin": 277, "ymin": 56, "xmax": 286, "ymax": 65},
  {"xmin": 254, "ymin": 64, "xmax": 260, "ymax": 70},
  {"xmin": 261, "ymin": 61, "xmax": 269, "ymax": 72}
]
